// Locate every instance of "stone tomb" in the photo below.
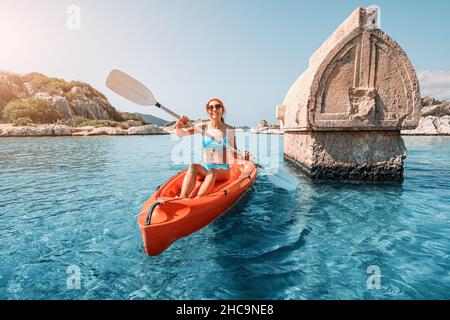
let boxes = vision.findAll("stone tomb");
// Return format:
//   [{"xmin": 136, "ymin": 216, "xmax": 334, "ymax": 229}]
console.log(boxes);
[{"xmin": 276, "ymin": 7, "xmax": 421, "ymax": 181}]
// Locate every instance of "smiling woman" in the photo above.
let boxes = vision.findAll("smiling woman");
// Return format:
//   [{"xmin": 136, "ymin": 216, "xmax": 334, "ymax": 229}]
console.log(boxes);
[{"xmin": 175, "ymin": 98, "xmax": 252, "ymax": 198}]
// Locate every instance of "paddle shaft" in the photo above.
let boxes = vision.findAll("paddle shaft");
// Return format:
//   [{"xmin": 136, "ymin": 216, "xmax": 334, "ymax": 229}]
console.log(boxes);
[
  {"xmin": 155, "ymin": 101, "xmax": 262, "ymax": 168},
  {"xmin": 155, "ymin": 102, "xmax": 181, "ymax": 120}
]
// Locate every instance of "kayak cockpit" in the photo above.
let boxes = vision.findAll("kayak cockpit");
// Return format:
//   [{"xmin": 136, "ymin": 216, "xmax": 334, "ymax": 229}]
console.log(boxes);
[
  {"xmin": 158, "ymin": 164, "xmax": 245, "ymax": 199},
  {"xmin": 138, "ymin": 161, "xmax": 258, "ymax": 256}
]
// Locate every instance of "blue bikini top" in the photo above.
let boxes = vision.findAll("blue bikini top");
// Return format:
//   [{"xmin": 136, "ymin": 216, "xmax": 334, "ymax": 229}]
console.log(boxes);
[{"xmin": 202, "ymin": 134, "xmax": 228, "ymax": 151}]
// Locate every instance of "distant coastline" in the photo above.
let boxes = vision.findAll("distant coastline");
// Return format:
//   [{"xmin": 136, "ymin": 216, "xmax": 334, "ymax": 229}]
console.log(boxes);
[
  {"xmin": 0, "ymin": 71, "xmax": 173, "ymax": 137},
  {"xmin": 0, "ymin": 121, "xmax": 279, "ymax": 137},
  {"xmin": 250, "ymin": 97, "xmax": 450, "ymax": 136},
  {"xmin": 1, "ymin": 72, "xmax": 449, "ymax": 137},
  {"xmin": 249, "ymin": 120, "xmax": 282, "ymax": 135},
  {"xmin": 3, "ymin": 120, "xmax": 450, "ymax": 137}
]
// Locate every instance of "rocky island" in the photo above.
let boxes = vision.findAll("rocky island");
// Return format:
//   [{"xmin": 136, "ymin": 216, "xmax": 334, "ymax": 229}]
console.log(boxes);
[
  {"xmin": 247, "ymin": 97, "xmax": 450, "ymax": 136},
  {"xmin": 250, "ymin": 120, "xmax": 282, "ymax": 134},
  {"xmin": 0, "ymin": 71, "xmax": 169, "ymax": 137},
  {"xmin": 401, "ymin": 97, "xmax": 450, "ymax": 135}
]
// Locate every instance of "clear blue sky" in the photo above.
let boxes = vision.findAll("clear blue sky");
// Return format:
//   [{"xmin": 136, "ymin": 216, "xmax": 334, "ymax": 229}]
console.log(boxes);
[{"xmin": 1, "ymin": 0, "xmax": 449, "ymax": 126}]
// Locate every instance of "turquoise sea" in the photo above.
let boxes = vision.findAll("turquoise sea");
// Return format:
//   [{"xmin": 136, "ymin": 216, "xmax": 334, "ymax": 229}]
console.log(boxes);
[{"xmin": 0, "ymin": 134, "xmax": 449, "ymax": 299}]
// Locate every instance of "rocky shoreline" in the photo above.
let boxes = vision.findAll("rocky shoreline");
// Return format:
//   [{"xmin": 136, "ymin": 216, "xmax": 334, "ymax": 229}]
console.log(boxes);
[
  {"xmin": 3, "ymin": 122, "xmax": 450, "ymax": 137},
  {"xmin": 401, "ymin": 116, "xmax": 450, "ymax": 135},
  {"xmin": 0, "ymin": 123, "xmax": 169, "ymax": 137},
  {"xmin": 250, "ymin": 120, "xmax": 283, "ymax": 134},
  {"xmin": 400, "ymin": 96, "xmax": 450, "ymax": 135},
  {"xmin": 3, "ymin": 99, "xmax": 450, "ymax": 138}
]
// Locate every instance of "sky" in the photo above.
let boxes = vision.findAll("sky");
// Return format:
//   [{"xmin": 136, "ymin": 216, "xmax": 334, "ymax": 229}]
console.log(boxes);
[{"xmin": 1, "ymin": 0, "xmax": 449, "ymax": 126}]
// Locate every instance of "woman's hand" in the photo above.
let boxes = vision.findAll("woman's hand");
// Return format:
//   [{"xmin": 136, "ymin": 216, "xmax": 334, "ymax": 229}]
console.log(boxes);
[
  {"xmin": 177, "ymin": 115, "xmax": 190, "ymax": 128},
  {"xmin": 176, "ymin": 115, "xmax": 197, "ymax": 137},
  {"xmin": 244, "ymin": 151, "xmax": 255, "ymax": 162}
]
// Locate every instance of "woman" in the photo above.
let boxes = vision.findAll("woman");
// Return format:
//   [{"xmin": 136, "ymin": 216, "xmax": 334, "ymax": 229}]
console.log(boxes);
[{"xmin": 176, "ymin": 98, "xmax": 250, "ymax": 198}]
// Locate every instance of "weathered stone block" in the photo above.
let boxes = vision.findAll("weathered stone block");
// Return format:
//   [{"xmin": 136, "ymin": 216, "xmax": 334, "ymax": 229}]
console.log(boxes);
[
  {"xmin": 284, "ymin": 131, "xmax": 406, "ymax": 181},
  {"xmin": 278, "ymin": 7, "xmax": 421, "ymax": 181}
]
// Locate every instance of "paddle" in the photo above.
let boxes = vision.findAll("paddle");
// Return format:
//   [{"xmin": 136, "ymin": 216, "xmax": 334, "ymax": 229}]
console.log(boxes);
[{"xmin": 105, "ymin": 69, "xmax": 299, "ymax": 191}]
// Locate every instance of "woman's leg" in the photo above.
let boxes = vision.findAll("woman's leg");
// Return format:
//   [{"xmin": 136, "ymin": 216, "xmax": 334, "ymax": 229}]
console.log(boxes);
[
  {"xmin": 197, "ymin": 169, "xmax": 230, "ymax": 197},
  {"xmin": 180, "ymin": 164, "xmax": 208, "ymax": 198}
]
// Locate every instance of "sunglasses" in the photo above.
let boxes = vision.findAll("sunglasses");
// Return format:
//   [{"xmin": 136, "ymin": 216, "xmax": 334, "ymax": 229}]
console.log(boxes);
[{"xmin": 207, "ymin": 104, "xmax": 223, "ymax": 111}]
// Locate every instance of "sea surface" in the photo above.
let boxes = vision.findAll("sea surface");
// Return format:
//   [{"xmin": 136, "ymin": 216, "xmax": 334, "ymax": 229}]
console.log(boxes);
[{"xmin": 0, "ymin": 134, "xmax": 449, "ymax": 300}]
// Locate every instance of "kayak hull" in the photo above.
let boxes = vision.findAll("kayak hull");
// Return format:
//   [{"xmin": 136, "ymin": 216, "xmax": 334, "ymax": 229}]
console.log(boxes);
[{"xmin": 138, "ymin": 161, "xmax": 258, "ymax": 256}]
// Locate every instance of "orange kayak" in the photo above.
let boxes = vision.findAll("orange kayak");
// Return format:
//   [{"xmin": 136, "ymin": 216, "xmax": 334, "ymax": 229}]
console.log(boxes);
[{"xmin": 138, "ymin": 161, "xmax": 258, "ymax": 256}]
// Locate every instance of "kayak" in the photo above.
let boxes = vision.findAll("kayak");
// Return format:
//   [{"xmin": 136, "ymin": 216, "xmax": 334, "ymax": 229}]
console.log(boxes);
[{"xmin": 138, "ymin": 161, "xmax": 258, "ymax": 256}]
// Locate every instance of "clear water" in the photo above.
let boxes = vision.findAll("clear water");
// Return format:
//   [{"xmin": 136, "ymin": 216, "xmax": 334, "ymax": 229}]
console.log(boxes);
[{"xmin": 0, "ymin": 135, "xmax": 449, "ymax": 300}]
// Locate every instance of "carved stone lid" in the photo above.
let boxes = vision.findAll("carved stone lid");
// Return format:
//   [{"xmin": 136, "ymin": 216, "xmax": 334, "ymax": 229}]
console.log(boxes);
[{"xmin": 279, "ymin": 7, "xmax": 421, "ymax": 132}]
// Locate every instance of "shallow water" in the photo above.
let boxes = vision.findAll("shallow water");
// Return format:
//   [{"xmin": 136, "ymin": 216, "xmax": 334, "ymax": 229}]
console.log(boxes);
[{"xmin": 0, "ymin": 135, "xmax": 449, "ymax": 300}]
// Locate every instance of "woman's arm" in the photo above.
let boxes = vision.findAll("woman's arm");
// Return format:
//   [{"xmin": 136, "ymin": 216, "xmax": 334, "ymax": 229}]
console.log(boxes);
[
  {"xmin": 225, "ymin": 126, "xmax": 238, "ymax": 160},
  {"xmin": 229, "ymin": 126, "xmax": 251, "ymax": 162},
  {"xmin": 175, "ymin": 116, "xmax": 200, "ymax": 137}
]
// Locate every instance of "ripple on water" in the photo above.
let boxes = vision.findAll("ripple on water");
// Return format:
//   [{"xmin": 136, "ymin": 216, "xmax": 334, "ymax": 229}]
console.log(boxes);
[{"xmin": 0, "ymin": 135, "xmax": 450, "ymax": 299}]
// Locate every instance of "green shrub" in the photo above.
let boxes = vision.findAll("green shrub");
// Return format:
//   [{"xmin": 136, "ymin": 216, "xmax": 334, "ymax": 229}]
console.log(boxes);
[
  {"xmin": 0, "ymin": 72, "xmax": 27, "ymax": 119},
  {"xmin": 69, "ymin": 116, "xmax": 86, "ymax": 127},
  {"xmin": 0, "ymin": 83, "xmax": 17, "ymax": 113},
  {"xmin": 55, "ymin": 119, "xmax": 71, "ymax": 126},
  {"xmin": 24, "ymin": 73, "xmax": 78, "ymax": 95},
  {"xmin": 13, "ymin": 117, "xmax": 33, "ymax": 126},
  {"xmin": 120, "ymin": 112, "xmax": 145, "ymax": 123},
  {"xmin": 23, "ymin": 72, "xmax": 50, "ymax": 88},
  {"xmin": 63, "ymin": 90, "xmax": 85, "ymax": 102},
  {"xmin": 76, "ymin": 119, "xmax": 118, "ymax": 128},
  {"xmin": 3, "ymin": 98, "xmax": 60, "ymax": 124}
]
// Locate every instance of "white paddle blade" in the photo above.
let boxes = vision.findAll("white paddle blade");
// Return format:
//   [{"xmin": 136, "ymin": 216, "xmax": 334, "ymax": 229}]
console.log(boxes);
[
  {"xmin": 264, "ymin": 167, "xmax": 299, "ymax": 191},
  {"xmin": 106, "ymin": 69, "xmax": 157, "ymax": 106}
]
